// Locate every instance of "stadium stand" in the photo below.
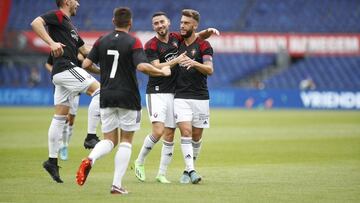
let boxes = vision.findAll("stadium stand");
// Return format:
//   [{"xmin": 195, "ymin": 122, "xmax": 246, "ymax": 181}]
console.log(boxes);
[{"xmin": 2, "ymin": 0, "xmax": 360, "ymax": 91}]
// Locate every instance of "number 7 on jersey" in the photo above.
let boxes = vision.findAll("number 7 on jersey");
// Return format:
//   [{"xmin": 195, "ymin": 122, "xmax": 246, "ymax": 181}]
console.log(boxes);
[{"xmin": 107, "ymin": 50, "xmax": 119, "ymax": 78}]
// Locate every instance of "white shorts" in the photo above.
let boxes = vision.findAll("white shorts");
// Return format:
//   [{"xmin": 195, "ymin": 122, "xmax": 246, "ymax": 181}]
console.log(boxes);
[
  {"xmin": 69, "ymin": 93, "xmax": 80, "ymax": 115},
  {"xmin": 100, "ymin": 107, "xmax": 141, "ymax": 133},
  {"xmin": 52, "ymin": 67, "xmax": 96, "ymax": 106},
  {"xmin": 146, "ymin": 93, "xmax": 175, "ymax": 128},
  {"xmin": 174, "ymin": 99, "xmax": 210, "ymax": 128}
]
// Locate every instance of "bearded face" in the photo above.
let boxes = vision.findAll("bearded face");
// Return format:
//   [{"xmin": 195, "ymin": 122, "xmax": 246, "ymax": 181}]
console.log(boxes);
[
  {"xmin": 180, "ymin": 16, "xmax": 197, "ymax": 39},
  {"xmin": 152, "ymin": 15, "xmax": 170, "ymax": 37}
]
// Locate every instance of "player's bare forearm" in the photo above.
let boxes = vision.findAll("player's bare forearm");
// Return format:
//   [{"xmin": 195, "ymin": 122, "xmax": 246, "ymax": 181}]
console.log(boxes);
[
  {"xmin": 31, "ymin": 17, "xmax": 55, "ymax": 46},
  {"xmin": 197, "ymin": 28, "xmax": 220, "ymax": 40},
  {"xmin": 78, "ymin": 45, "xmax": 90, "ymax": 57},
  {"xmin": 137, "ymin": 63, "xmax": 171, "ymax": 76},
  {"xmin": 192, "ymin": 61, "xmax": 213, "ymax": 75},
  {"xmin": 31, "ymin": 17, "xmax": 65, "ymax": 57},
  {"xmin": 180, "ymin": 56, "xmax": 213, "ymax": 75},
  {"xmin": 82, "ymin": 58, "xmax": 99, "ymax": 74}
]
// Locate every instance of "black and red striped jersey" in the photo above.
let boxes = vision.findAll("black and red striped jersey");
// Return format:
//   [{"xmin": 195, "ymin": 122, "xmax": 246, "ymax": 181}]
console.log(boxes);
[
  {"xmin": 87, "ymin": 30, "xmax": 148, "ymax": 110},
  {"xmin": 175, "ymin": 37, "xmax": 214, "ymax": 100},
  {"xmin": 144, "ymin": 32, "xmax": 182, "ymax": 94},
  {"xmin": 41, "ymin": 10, "xmax": 84, "ymax": 76}
]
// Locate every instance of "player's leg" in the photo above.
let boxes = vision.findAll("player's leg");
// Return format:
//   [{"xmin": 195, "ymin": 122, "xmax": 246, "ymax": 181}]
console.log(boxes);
[
  {"xmin": 84, "ymin": 87, "xmax": 101, "ymax": 149},
  {"xmin": 111, "ymin": 108, "xmax": 140, "ymax": 194},
  {"xmin": 59, "ymin": 93, "xmax": 79, "ymax": 160},
  {"xmin": 77, "ymin": 107, "xmax": 118, "ymax": 186},
  {"xmin": 156, "ymin": 127, "xmax": 175, "ymax": 184},
  {"xmin": 191, "ymin": 99, "xmax": 210, "ymax": 164},
  {"xmin": 156, "ymin": 94, "xmax": 176, "ymax": 183},
  {"xmin": 175, "ymin": 98, "xmax": 198, "ymax": 184},
  {"xmin": 43, "ymin": 81, "xmax": 71, "ymax": 183},
  {"xmin": 134, "ymin": 94, "xmax": 166, "ymax": 181}
]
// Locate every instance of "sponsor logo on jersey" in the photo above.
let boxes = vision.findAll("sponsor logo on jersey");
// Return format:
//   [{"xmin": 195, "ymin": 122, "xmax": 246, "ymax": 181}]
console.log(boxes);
[
  {"xmin": 165, "ymin": 50, "xmax": 178, "ymax": 62},
  {"xmin": 71, "ymin": 30, "xmax": 79, "ymax": 42}
]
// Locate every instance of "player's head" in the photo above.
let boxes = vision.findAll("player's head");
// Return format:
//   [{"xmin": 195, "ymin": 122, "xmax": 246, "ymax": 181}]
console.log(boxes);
[
  {"xmin": 56, "ymin": 0, "xmax": 80, "ymax": 16},
  {"xmin": 152, "ymin": 12, "xmax": 170, "ymax": 37},
  {"xmin": 113, "ymin": 7, "xmax": 132, "ymax": 30},
  {"xmin": 180, "ymin": 9, "xmax": 200, "ymax": 38}
]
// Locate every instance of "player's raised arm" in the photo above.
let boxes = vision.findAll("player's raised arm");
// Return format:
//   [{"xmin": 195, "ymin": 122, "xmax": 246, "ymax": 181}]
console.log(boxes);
[
  {"xmin": 30, "ymin": 16, "xmax": 65, "ymax": 57},
  {"xmin": 196, "ymin": 28, "xmax": 220, "ymax": 40}
]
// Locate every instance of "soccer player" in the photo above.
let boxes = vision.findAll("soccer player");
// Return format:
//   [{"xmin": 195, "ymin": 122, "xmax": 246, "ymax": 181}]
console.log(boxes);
[
  {"xmin": 45, "ymin": 53, "xmax": 101, "ymax": 160},
  {"xmin": 175, "ymin": 9, "xmax": 214, "ymax": 184},
  {"xmin": 31, "ymin": 0, "xmax": 101, "ymax": 183},
  {"xmin": 76, "ymin": 7, "xmax": 171, "ymax": 194},
  {"xmin": 134, "ymin": 12, "xmax": 219, "ymax": 183}
]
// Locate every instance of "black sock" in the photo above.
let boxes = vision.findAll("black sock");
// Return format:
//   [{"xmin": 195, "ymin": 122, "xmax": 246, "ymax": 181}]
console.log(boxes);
[
  {"xmin": 49, "ymin": 158, "xmax": 58, "ymax": 165},
  {"xmin": 86, "ymin": 133, "xmax": 97, "ymax": 140}
]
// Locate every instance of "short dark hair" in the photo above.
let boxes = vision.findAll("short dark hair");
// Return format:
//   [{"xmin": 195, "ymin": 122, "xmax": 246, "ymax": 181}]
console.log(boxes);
[
  {"xmin": 56, "ymin": 0, "xmax": 64, "ymax": 8},
  {"xmin": 152, "ymin": 11, "xmax": 168, "ymax": 18},
  {"xmin": 113, "ymin": 7, "xmax": 132, "ymax": 28},
  {"xmin": 182, "ymin": 9, "xmax": 200, "ymax": 23}
]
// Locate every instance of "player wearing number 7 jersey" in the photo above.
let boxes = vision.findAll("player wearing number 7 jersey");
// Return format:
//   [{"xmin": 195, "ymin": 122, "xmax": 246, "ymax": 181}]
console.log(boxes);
[{"xmin": 76, "ymin": 7, "xmax": 171, "ymax": 194}]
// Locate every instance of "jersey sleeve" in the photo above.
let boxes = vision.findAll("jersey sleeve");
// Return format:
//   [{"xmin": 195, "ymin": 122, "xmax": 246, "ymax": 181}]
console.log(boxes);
[
  {"xmin": 87, "ymin": 37, "xmax": 101, "ymax": 64},
  {"xmin": 41, "ymin": 10, "xmax": 62, "ymax": 26},
  {"xmin": 144, "ymin": 39, "xmax": 158, "ymax": 62},
  {"xmin": 132, "ymin": 37, "xmax": 149, "ymax": 66},
  {"xmin": 200, "ymin": 40, "xmax": 214, "ymax": 57}
]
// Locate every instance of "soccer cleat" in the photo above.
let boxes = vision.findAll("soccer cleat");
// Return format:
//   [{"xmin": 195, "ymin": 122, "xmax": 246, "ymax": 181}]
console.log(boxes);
[
  {"xmin": 189, "ymin": 170, "xmax": 202, "ymax": 184},
  {"xmin": 42, "ymin": 160, "xmax": 63, "ymax": 183},
  {"xmin": 110, "ymin": 185, "xmax": 129, "ymax": 195},
  {"xmin": 83, "ymin": 136, "xmax": 100, "ymax": 149},
  {"xmin": 76, "ymin": 158, "xmax": 92, "ymax": 186},
  {"xmin": 134, "ymin": 161, "xmax": 146, "ymax": 182},
  {"xmin": 59, "ymin": 146, "xmax": 68, "ymax": 161},
  {"xmin": 179, "ymin": 171, "xmax": 191, "ymax": 184},
  {"xmin": 156, "ymin": 174, "xmax": 171, "ymax": 184}
]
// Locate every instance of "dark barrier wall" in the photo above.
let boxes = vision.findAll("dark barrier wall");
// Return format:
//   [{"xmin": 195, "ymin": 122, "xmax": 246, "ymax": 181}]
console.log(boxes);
[{"xmin": 0, "ymin": 88, "xmax": 359, "ymax": 110}]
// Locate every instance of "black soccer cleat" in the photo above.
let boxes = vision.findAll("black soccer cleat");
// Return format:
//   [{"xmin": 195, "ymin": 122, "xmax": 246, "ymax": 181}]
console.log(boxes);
[
  {"xmin": 83, "ymin": 135, "xmax": 100, "ymax": 149},
  {"xmin": 42, "ymin": 160, "xmax": 63, "ymax": 183}
]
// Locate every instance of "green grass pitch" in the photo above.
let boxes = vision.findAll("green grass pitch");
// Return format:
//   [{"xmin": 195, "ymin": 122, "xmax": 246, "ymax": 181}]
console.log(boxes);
[{"xmin": 0, "ymin": 107, "xmax": 359, "ymax": 202}]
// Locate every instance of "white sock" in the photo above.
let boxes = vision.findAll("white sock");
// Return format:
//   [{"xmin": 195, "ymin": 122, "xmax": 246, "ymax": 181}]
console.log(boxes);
[
  {"xmin": 88, "ymin": 91, "xmax": 100, "ymax": 134},
  {"xmin": 180, "ymin": 137, "xmax": 194, "ymax": 172},
  {"xmin": 67, "ymin": 125, "xmax": 73, "ymax": 145},
  {"xmin": 158, "ymin": 140, "xmax": 174, "ymax": 176},
  {"xmin": 88, "ymin": 139, "xmax": 114, "ymax": 165},
  {"xmin": 192, "ymin": 139, "xmax": 202, "ymax": 163},
  {"xmin": 112, "ymin": 142, "xmax": 132, "ymax": 189},
  {"xmin": 48, "ymin": 115, "xmax": 67, "ymax": 158},
  {"xmin": 136, "ymin": 134, "xmax": 158, "ymax": 165}
]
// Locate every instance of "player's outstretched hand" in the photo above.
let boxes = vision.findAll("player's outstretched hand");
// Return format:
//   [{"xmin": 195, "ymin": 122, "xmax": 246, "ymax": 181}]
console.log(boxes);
[{"xmin": 207, "ymin": 28, "xmax": 220, "ymax": 36}]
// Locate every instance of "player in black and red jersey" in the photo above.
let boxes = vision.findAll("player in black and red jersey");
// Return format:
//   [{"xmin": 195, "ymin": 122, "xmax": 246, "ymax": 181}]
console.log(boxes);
[
  {"xmin": 175, "ymin": 9, "xmax": 215, "ymax": 184},
  {"xmin": 31, "ymin": 0, "xmax": 100, "ymax": 183},
  {"xmin": 76, "ymin": 7, "xmax": 171, "ymax": 194},
  {"xmin": 134, "ymin": 11, "xmax": 219, "ymax": 184}
]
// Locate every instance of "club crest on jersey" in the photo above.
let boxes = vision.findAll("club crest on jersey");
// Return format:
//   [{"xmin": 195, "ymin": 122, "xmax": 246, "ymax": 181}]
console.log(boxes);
[
  {"xmin": 172, "ymin": 41, "xmax": 178, "ymax": 48},
  {"xmin": 191, "ymin": 49, "xmax": 196, "ymax": 57},
  {"xmin": 71, "ymin": 30, "xmax": 79, "ymax": 42}
]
